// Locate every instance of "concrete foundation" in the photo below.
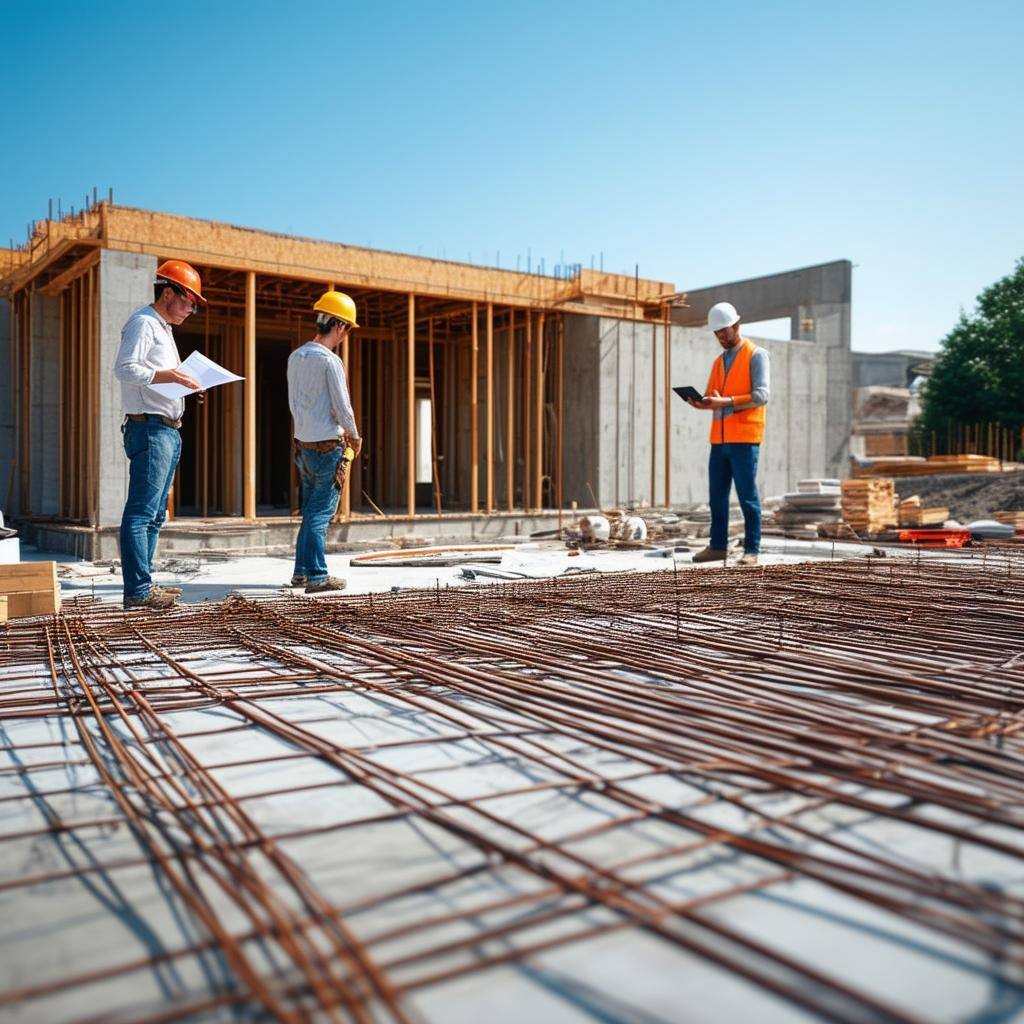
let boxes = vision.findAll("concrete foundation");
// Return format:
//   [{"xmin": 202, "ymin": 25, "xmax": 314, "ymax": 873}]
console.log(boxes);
[{"xmin": 23, "ymin": 510, "xmax": 575, "ymax": 561}]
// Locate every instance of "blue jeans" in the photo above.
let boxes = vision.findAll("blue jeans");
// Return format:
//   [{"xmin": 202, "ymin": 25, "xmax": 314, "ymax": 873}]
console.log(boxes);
[
  {"xmin": 119, "ymin": 418, "xmax": 181, "ymax": 599},
  {"xmin": 293, "ymin": 446, "xmax": 343, "ymax": 585},
  {"xmin": 709, "ymin": 443, "xmax": 761, "ymax": 554}
]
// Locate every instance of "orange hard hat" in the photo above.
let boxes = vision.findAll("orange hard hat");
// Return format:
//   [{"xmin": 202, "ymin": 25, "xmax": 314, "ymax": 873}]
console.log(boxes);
[{"xmin": 156, "ymin": 259, "xmax": 207, "ymax": 305}]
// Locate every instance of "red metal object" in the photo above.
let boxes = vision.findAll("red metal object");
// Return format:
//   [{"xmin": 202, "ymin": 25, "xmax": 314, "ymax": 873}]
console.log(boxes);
[{"xmin": 898, "ymin": 529, "xmax": 971, "ymax": 547}]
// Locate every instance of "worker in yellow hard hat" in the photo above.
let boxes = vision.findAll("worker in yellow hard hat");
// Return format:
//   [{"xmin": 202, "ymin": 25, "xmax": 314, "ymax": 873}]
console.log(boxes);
[
  {"xmin": 286, "ymin": 291, "xmax": 362, "ymax": 593},
  {"xmin": 113, "ymin": 259, "xmax": 207, "ymax": 611}
]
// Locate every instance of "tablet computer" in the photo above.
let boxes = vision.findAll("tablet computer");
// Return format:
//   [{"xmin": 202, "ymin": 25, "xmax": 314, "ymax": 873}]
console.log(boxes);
[{"xmin": 672, "ymin": 386, "xmax": 704, "ymax": 403}]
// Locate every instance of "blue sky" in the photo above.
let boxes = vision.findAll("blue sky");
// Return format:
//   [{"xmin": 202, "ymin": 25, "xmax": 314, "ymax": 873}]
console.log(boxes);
[{"xmin": 2, "ymin": 0, "xmax": 1021, "ymax": 352}]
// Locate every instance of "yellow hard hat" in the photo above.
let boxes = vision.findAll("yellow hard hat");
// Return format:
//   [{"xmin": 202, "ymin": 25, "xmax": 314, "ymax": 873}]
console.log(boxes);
[{"xmin": 313, "ymin": 290, "xmax": 359, "ymax": 328}]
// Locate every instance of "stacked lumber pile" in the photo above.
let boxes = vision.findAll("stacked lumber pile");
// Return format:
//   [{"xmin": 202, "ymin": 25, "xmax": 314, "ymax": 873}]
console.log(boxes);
[
  {"xmin": 853, "ymin": 454, "xmax": 1003, "ymax": 478},
  {"xmin": 897, "ymin": 495, "xmax": 949, "ymax": 527},
  {"xmin": 840, "ymin": 478, "xmax": 897, "ymax": 535},
  {"xmin": 0, "ymin": 562, "xmax": 61, "ymax": 622}
]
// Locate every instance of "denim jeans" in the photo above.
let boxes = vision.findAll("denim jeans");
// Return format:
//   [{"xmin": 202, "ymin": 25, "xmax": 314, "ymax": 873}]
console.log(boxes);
[
  {"xmin": 293, "ymin": 446, "xmax": 343, "ymax": 585},
  {"xmin": 119, "ymin": 418, "xmax": 181, "ymax": 599},
  {"xmin": 709, "ymin": 442, "xmax": 761, "ymax": 554}
]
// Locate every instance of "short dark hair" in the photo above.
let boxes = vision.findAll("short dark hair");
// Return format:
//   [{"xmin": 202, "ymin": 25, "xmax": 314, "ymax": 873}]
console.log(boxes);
[
  {"xmin": 154, "ymin": 281, "xmax": 174, "ymax": 303},
  {"xmin": 316, "ymin": 313, "xmax": 342, "ymax": 335}
]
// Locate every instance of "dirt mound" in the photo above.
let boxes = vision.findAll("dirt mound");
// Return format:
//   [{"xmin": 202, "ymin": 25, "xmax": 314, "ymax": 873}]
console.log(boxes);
[{"xmin": 893, "ymin": 471, "xmax": 1024, "ymax": 522}]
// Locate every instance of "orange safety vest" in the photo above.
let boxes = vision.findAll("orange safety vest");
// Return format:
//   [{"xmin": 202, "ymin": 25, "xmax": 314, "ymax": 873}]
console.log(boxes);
[{"xmin": 706, "ymin": 338, "xmax": 766, "ymax": 445}]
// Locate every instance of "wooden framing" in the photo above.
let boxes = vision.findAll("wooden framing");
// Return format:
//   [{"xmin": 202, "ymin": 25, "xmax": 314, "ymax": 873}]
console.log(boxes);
[
  {"xmin": 486, "ymin": 302, "xmax": 494, "ymax": 511},
  {"xmin": 407, "ymin": 293, "xmax": 415, "ymax": 517},
  {"xmin": 506, "ymin": 310, "xmax": 515, "ymax": 512},
  {"xmin": 470, "ymin": 301, "xmax": 479, "ymax": 513},
  {"xmin": 2, "ymin": 203, "xmax": 686, "ymax": 533}
]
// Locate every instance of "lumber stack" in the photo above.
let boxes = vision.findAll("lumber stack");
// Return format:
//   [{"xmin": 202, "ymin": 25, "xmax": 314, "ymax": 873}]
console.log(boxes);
[
  {"xmin": 853, "ymin": 454, "xmax": 1003, "ymax": 478},
  {"xmin": 840, "ymin": 478, "xmax": 897, "ymax": 535},
  {"xmin": 0, "ymin": 562, "xmax": 61, "ymax": 620},
  {"xmin": 897, "ymin": 495, "xmax": 949, "ymax": 527}
]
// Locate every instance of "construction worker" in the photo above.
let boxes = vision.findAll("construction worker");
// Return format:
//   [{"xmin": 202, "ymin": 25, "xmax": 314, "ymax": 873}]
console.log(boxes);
[
  {"xmin": 687, "ymin": 301, "xmax": 770, "ymax": 566},
  {"xmin": 114, "ymin": 260, "xmax": 206, "ymax": 610},
  {"xmin": 287, "ymin": 291, "xmax": 362, "ymax": 593}
]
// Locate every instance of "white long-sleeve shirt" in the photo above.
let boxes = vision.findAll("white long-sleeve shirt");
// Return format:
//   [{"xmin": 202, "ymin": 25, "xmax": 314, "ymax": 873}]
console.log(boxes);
[
  {"xmin": 287, "ymin": 341, "xmax": 358, "ymax": 442},
  {"xmin": 113, "ymin": 306, "xmax": 184, "ymax": 420}
]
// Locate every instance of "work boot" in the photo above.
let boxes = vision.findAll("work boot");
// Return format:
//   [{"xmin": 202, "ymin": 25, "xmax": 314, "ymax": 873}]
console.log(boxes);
[
  {"xmin": 288, "ymin": 575, "xmax": 308, "ymax": 588},
  {"xmin": 152, "ymin": 584, "xmax": 183, "ymax": 597},
  {"xmin": 123, "ymin": 590, "xmax": 177, "ymax": 611},
  {"xmin": 305, "ymin": 576, "xmax": 347, "ymax": 594},
  {"xmin": 736, "ymin": 552, "xmax": 759, "ymax": 567},
  {"xmin": 691, "ymin": 547, "xmax": 728, "ymax": 564}
]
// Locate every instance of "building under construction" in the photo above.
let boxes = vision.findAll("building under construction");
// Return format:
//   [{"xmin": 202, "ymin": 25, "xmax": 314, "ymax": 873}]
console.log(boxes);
[{"xmin": 0, "ymin": 201, "xmax": 852, "ymax": 557}]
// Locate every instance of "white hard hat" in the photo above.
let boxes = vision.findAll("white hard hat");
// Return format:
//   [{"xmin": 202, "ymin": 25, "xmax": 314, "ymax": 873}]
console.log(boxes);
[{"xmin": 708, "ymin": 302, "xmax": 740, "ymax": 331}]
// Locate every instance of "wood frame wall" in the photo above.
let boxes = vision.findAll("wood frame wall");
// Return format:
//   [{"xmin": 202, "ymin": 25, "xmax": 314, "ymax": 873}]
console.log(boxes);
[{"xmin": 7, "ymin": 262, "xmax": 576, "ymax": 526}]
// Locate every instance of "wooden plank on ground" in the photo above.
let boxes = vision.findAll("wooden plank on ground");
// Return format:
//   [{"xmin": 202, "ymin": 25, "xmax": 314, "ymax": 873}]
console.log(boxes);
[{"xmin": 0, "ymin": 562, "xmax": 61, "ymax": 618}]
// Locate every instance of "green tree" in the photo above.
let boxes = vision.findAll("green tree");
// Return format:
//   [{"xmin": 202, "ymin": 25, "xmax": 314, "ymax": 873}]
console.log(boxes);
[{"xmin": 917, "ymin": 258, "xmax": 1024, "ymax": 440}]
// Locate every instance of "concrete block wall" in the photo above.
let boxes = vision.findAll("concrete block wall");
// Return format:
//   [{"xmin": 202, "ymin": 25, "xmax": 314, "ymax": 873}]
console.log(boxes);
[
  {"xmin": 562, "ymin": 315, "xmax": 830, "ymax": 509},
  {"xmin": 97, "ymin": 250, "xmax": 157, "ymax": 527},
  {"xmin": 29, "ymin": 293, "xmax": 60, "ymax": 514},
  {"xmin": 0, "ymin": 298, "xmax": 13, "ymax": 517}
]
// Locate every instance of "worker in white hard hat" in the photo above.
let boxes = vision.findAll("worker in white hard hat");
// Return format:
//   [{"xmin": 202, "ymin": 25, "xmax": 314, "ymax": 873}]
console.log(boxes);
[{"xmin": 686, "ymin": 301, "xmax": 771, "ymax": 566}]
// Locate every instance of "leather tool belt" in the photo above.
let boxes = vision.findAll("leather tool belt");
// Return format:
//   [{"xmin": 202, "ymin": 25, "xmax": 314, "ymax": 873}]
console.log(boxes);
[
  {"xmin": 125, "ymin": 413, "xmax": 182, "ymax": 429},
  {"xmin": 293, "ymin": 438, "xmax": 343, "ymax": 453}
]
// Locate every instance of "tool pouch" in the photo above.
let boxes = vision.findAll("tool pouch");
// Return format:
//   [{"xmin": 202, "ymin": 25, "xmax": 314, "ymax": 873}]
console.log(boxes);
[{"xmin": 334, "ymin": 446, "xmax": 355, "ymax": 490}]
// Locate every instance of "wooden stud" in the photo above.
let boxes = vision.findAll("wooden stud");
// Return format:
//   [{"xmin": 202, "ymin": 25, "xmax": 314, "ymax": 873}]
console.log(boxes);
[
  {"xmin": 340, "ymin": 321, "xmax": 351, "ymax": 521},
  {"xmin": 533, "ymin": 312, "xmax": 545, "ymax": 510},
  {"xmin": 428, "ymin": 317, "xmax": 442, "ymax": 516},
  {"xmin": 486, "ymin": 302, "xmax": 494, "ymax": 511},
  {"xmin": 243, "ymin": 271, "xmax": 256, "ymax": 519},
  {"xmin": 470, "ymin": 301, "xmax": 479, "ymax": 513},
  {"xmin": 57, "ymin": 289, "xmax": 66, "ymax": 517},
  {"xmin": 664, "ymin": 306, "xmax": 671, "ymax": 506},
  {"xmin": 407, "ymin": 293, "xmax": 416, "ymax": 517},
  {"xmin": 523, "ymin": 310, "xmax": 531, "ymax": 509},
  {"xmin": 506, "ymin": 309, "xmax": 515, "ymax": 511}
]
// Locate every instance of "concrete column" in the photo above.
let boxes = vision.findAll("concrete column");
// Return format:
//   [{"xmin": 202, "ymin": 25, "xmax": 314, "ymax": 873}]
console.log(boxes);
[
  {"xmin": 97, "ymin": 250, "xmax": 157, "ymax": 528},
  {"xmin": 0, "ymin": 299, "xmax": 13, "ymax": 517},
  {"xmin": 29, "ymin": 293, "xmax": 60, "ymax": 515}
]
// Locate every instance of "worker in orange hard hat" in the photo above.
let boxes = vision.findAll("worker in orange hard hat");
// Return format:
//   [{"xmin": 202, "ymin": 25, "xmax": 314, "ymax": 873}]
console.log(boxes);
[
  {"xmin": 286, "ymin": 291, "xmax": 362, "ymax": 594},
  {"xmin": 113, "ymin": 258, "xmax": 208, "ymax": 611},
  {"xmin": 155, "ymin": 259, "xmax": 207, "ymax": 310}
]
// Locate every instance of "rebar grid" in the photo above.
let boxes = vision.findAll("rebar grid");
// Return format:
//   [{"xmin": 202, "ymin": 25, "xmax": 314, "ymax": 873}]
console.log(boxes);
[{"xmin": 1, "ymin": 556, "xmax": 1022, "ymax": 1023}]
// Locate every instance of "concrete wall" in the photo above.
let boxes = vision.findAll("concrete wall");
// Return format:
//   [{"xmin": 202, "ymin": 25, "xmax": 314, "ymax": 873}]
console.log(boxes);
[
  {"xmin": 0, "ymin": 299, "xmax": 13, "ymax": 518},
  {"xmin": 29, "ymin": 293, "xmax": 60, "ymax": 515},
  {"xmin": 562, "ymin": 315, "xmax": 828, "ymax": 508},
  {"xmin": 97, "ymin": 250, "xmax": 157, "ymax": 527},
  {"xmin": 676, "ymin": 261, "xmax": 851, "ymax": 477}
]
